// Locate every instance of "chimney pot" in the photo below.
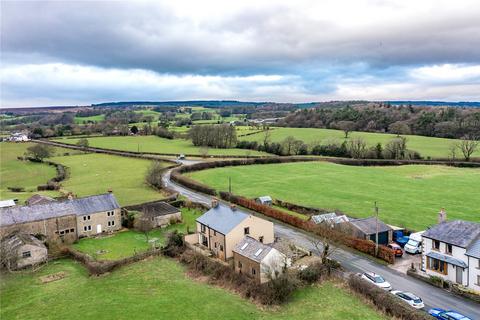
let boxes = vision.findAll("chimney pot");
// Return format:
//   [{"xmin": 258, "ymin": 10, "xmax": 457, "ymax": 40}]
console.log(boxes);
[
  {"xmin": 438, "ymin": 208, "xmax": 447, "ymax": 224},
  {"xmin": 211, "ymin": 198, "xmax": 219, "ymax": 208}
]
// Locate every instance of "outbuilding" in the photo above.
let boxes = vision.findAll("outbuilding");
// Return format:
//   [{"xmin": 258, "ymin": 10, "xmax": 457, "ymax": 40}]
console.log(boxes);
[
  {"xmin": 141, "ymin": 202, "xmax": 182, "ymax": 228},
  {"xmin": 255, "ymin": 196, "xmax": 273, "ymax": 206},
  {"xmin": 348, "ymin": 216, "xmax": 393, "ymax": 245},
  {"xmin": 1, "ymin": 234, "xmax": 47, "ymax": 270}
]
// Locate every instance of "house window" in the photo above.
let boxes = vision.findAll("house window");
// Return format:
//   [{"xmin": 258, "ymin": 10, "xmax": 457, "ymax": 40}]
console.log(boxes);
[
  {"xmin": 428, "ymin": 257, "xmax": 447, "ymax": 275},
  {"xmin": 214, "ymin": 242, "xmax": 217, "ymax": 248},
  {"xmin": 259, "ymin": 236, "xmax": 264, "ymax": 243},
  {"xmin": 219, "ymin": 245, "xmax": 223, "ymax": 252},
  {"xmin": 108, "ymin": 221, "xmax": 111, "ymax": 226},
  {"xmin": 111, "ymin": 220, "xmax": 115, "ymax": 226},
  {"xmin": 251, "ymin": 268, "xmax": 256, "ymax": 275},
  {"xmin": 60, "ymin": 230, "xmax": 65, "ymax": 235},
  {"xmin": 65, "ymin": 229, "xmax": 70, "ymax": 234},
  {"xmin": 244, "ymin": 227, "xmax": 250, "ymax": 235},
  {"xmin": 22, "ymin": 251, "xmax": 31, "ymax": 258},
  {"xmin": 70, "ymin": 228, "xmax": 74, "ymax": 233},
  {"xmin": 214, "ymin": 230, "xmax": 216, "ymax": 236},
  {"xmin": 201, "ymin": 224, "xmax": 206, "ymax": 233},
  {"xmin": 83, "ymin": 215, "xmax": 91, "ymax": 221},
  {"xmin": 84, "ymin": 225, "xmax": 92, "ymax": 231},
  {"xmin": 477, "ymin": 275, "xmax": 480, "ymax": 285},
  {"xmin": 238, "ymin": 261, "xmax": 242, "ymax": 268},
  {"xmin": 446, "ymin": 244, "xmax": 452, "ymax": 255},
  {"xmin": 433, "ymin": 240, "xmax": 440, "ymax": 250},
  {"xmin": 107, "ymin": 211, "xmax": 115, "ymax": 216}
]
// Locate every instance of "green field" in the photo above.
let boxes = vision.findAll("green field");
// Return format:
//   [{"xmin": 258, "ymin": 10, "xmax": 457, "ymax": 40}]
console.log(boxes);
[
  {"xmin": 0, "ymin": 143, "xmax": 63, "ymax": 202},
  {"xmin": 53, "ymin": 136, "xmax": 269, "ymax": 156},
  {"xmin": 188, "ymin": 161, "xmax": 480, "ymax": 230},
  {"xmin": 73, "ymin": 207, "xmax": 202, "ymax": 260},
  {"xmin": 0, "ymin": 257, "xmax": 385, "ymax": 320},
  {"xmin": 74, "ymin": 114, "xmax": 105, "ymax": 124},
  {"xmin": 241, "ymin": 127, "xmax": 480, "ymax": 159},
  {"xmin": 50, "ymin": 152, "xmax": 170, "ymax": 206}
]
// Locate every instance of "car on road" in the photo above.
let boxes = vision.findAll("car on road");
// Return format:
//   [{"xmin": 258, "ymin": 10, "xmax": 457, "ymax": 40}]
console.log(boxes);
[
  {"xmin": 387, "ymin": 242, "xmax": 403, "ymax": 257},
  {"xmin": 360, "ymin": 272, "xmax": 392, "ymax": 291},
  {"xmin": 404, "ymin": 231, "xmax": 424, "ymax": 254},
  {"xmin": 391, "ymin": 290, "xmax": 424, "ymax": 309},
  {"xmin": 428, "ymin": 308, "xmax": 472, "ymax": 320}
]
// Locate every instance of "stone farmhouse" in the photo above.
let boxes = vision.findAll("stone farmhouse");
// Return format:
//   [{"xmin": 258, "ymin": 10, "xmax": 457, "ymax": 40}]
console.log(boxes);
[
  {"xmin": 0, "ymin": 233, "xmax": 48, "ymax": 270},
  {"xmin": 0, "ymin": 193, "xmax": 122, "ymax": 244},
  {"xmin": 422, "ymin": 220, "xmax": 480, "ymax": 293},
  {"xmin": 195, "ymin": 200, "xmax": 274, "ymax": 261}
]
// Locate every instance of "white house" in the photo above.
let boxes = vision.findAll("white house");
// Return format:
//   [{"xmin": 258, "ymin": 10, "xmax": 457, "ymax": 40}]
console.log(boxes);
[
  {"xmin": 421, "ymin": 219, "xmax": 480, "ymax": 293},
  {"xmin": 9, "ymin": 132, "xmax": 29, "ymax": 142}
]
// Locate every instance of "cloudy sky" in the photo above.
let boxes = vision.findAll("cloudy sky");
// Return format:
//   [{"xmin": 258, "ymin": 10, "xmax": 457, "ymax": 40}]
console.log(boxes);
[{"xmin": 1, "ymin": 0, "xmax": 480, "ymax": 107}]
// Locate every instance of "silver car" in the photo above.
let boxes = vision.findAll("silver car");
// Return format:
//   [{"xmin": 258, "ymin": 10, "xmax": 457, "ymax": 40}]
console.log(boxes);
[{"xmin": 391, "ymin": 290, "xmax": 424, "ymax": 309}]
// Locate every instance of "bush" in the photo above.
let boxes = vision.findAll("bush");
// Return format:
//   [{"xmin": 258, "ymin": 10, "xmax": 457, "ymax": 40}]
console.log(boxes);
[
  {"xmin": 297, "ymin": 262, "xmax": 328, "ymax": 284},
  {"xmin": 162, "ymin": 230, "xmax": 185, "ymax": 257},
  {"xmin": 7, "ymin": 186, "xmax": 25, "ymax": 192},
  {"xmin": 145, "ymin": 161, "xmax": 165, "ymax": 189},
  {"xmin": 156, "ymin": 127, "xmax": 175, "ymax": 139}
]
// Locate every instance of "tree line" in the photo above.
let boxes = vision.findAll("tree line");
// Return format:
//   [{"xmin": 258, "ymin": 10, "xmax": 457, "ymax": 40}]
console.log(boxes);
[{"xmin": 189, "ymin": 124, "xmax": 237, "ymax": 148}]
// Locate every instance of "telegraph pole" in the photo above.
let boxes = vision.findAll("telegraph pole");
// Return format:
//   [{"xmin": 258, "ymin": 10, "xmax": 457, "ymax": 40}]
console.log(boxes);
[{"xmin": 375, "ymin": 201, "xmax": 379, "ymax": 257}]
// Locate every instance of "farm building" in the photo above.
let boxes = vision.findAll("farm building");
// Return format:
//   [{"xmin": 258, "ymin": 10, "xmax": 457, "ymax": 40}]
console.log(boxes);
[
  {"xmin": 25, "ymin": 194, "xmax": 56, "ymax": 206},
  {"xmin": 233, "ymin": 236, "xmax": 288, "ymax": 283},
  {"xmin": 195, "ymin": 200, "xmax": 274, "ymax": 261},
  {"xmin": 140, "ymin": 202, "xmax": 182, "ymax": 228},
  {"xmin": 0, "ymin": 233, "xmax": 47, "ymax": 270},
  {"xmin": 0, "ymin": 193, "xmax": 121, "ymax": 243},
  {"xmin": 348, "ymin": 216, "xmax": 393, "ymax": 245},
  {"xmin": 0, "ymin": 199, "xmax": 16, "ymax": 208},
  {"xmin": 256, "ymin": 196, "xmax": 272, "ymax": 206},
  {"xmin": 311, "ymin": 213, "xmax": 349, "ymax": 226},
  {"xmin": 8, "ymin": 132, "xmax": 29, "ymax": 142}
]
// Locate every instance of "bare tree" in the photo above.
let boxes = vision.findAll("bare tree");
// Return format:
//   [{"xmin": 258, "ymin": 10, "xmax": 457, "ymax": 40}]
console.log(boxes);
[
  {"xmin": 448, "ymin": 143, "xmax": 457, "ymax": 161},
  {"xmin": 135, "ymin": 214, "xmax": 154, "ymax": 243},
  {"xmin": 347, "ymin": 137, "xmax": 367, "ymax": 159},
  {"xmin": 263, "ymin": 129, "xmax": 271, "ymax": 148},
  {"xmin": 281, "ymin": 136, "xmax": 296, "ymax": 155},
  {"xmin": 336, "ymin": 121, "xmax": 356, "ymax": 138},
  {"xmin": 383, "ymin": 136, "xmax": 408, "ymax": 159},
  {"xmin": 310, "ymin": 224, "xmax": 340, "ymax": 264},
  {"xmin": 457, "ymin": 135, "xmax": 479, "ymax": 161}
]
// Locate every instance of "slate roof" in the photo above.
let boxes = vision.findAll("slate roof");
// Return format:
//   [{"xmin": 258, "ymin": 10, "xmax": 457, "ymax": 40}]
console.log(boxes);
[
  {"xmin": 196, "ymin": 204, "xmax": 249, "ymax": 234},
  {"xmin": 0, "ymin": 200, "xmax": 16, "ymax": 208},
  {"xmin": 26, "ymin": 194, "xmax": 56, "ymax": 206},
  {"xmin": 0, "ymin": 193, "xmax": 120, "ymax": 227},
  {"xmin": 1, "ymin": 234, "xmax": 46, "ymax": 251},
  {"xmin": 312, "ymin": 213, "xmax": 349, "ymax": 225},
  {"xmin": 426, "ymin": 251, "xmax": 468, "ymax": 268},
  {"xmin": 422, "ymin": 220, "xmax": 480, "ymax": 248},
  {"xmin": 349, "ymin": 216, "xmax": 392, "ymax": 235},
  {"xmin": 233, "ymin": 236, "xmax": 274, "ymax": 263},
  {"xmin": 142, "ymin": 202, "xmax": 180, "ymax": 218},
  {"xmin": 257, "ymin": 196, "xmax": 272, "ymax": 203},
  {"xmin": 465, "ymin": 238, "xmax": 480, "ymax": 259}
]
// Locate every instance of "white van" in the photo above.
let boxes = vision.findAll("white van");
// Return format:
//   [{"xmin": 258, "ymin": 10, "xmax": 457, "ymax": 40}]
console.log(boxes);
[{"xmin": 404, "ymin": 231, "xmax": 424, "ymax": 254}]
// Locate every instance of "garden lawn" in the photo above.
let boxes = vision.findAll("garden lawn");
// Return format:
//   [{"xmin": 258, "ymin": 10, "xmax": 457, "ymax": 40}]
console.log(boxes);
[
  {"xmin": 241, "ymin": 127, "xmax": 480, "ymax": 159},
  {"xmin": 52, "ymin": 135, "xmax": 269, "ymax": 156},
  {"xmin": 0, "ymin": 258, "xmax": 386, "ymax": 320},
  {"xmin": 72, "ymin": 208, "xmax": 203, "ymax": 260},
  {"xmin": 0, "ymin": 143, "xmax": 61, "ymax": 202},
  {"xmin": 188, "ymin": 162, "xmax": 480, "ymax": 230},
  {"xmin": 50, "ymin": 152, "xmax": 170, "ymax": 206}
]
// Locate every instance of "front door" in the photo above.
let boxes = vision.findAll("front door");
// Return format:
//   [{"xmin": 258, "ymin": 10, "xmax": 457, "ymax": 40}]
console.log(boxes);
[
  {"xmin": 456, "ymin": 267, "xmax": 463, "ymax": 284},
  {"xmin": 96, "ymin": 224, "xmax": 102, "ymax": 234}
]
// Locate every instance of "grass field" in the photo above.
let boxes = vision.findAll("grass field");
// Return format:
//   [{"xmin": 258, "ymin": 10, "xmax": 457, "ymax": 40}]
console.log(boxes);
[
  {"xmin": 53, "ymin": 136, "xmax": 269, "ymax": 156},
  {"xmin": 0, "ymin": 257, "xmax": 385, "ymax": 320},
  {"xmin": 49, "ymin": 152, "xmax": 170, "ymax": 206},
  {"xmin": 188, "ymin": 161, "xmax": 480, "ymax": 230},
  {"xmin": 73, "ymin": 208, "xmax": 202, "ymax": 260},
  {"xmin": 0, "ymin": 143, "xmax": 62, "ymax": 202},
  {"xmin": 241, "ymin": 127, "xmax": 480, "ymax": 159},
  {"xmin": 74, "ymin": 114, "xmax": 105, "ymax": 124}
]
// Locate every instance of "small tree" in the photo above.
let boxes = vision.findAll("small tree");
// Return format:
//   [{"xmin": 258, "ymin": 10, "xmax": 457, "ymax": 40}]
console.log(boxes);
[
  {"xmin": 336, "ymin": 121, "xmax": 356, "ymax": 138},
  {"xmin": 135, "ymin": 214, "xmax": 154, "ymax": 243},
  {"xmin": 457, "ymin": 135, "xmax": 479, "ymax": 161},
  {"xmin": 347, "ymin": 137, "xmax": 367, "ymax": 159},
  {"xmin": 145, "ymin": 161, "xmax": 164, "ymax": 189},
  {"xmin": 263, "ymin": 129, "xmax": 271, "ymax": 148},
  {"xmin": 130, "ymin": 125, "xmax": 139, "ymax": 135},
  {"xmin": 76, "ymin": 138, "xmax": 89, "ymax": 148},
  {"xmin": 26, "ymin": 144, "xmax": 53, "ymax": 161}
]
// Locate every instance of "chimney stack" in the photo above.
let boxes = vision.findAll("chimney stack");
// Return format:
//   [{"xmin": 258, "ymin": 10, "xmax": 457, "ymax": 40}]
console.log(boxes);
[
  {"xmin": 230, "ymin": 204, "xmax": 237, "ymax": 211},
  {"xmin": 211, "ymin": 198, "xmax": 219, "ymax": 208},
  {"xmin": 107, "ymin": 188, "xmax": 113, "ymax": 193},
  {"xmin": 438, "ymin": 208, "xmax": 447, "ymax": 224}
]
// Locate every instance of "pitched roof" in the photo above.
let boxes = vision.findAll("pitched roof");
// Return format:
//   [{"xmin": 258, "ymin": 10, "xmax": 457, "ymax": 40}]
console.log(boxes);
[
  {"xmin": 0, "ymin": 193, "xmax": 120, "ymax": 227},
  {"xmin": 426, "ymin": 251, "xmax": 468, "ymax": 268},
  {"xmin": 1, "ymin": 234, "xmax": 46, "ymax": 251},
  {"xmin": 349, "ymin": 216, "xmax": 392, "ymax": 235},
  {"xmin": 0, "ymin": 200, "xmax": 16, "ymax": 208},
  {"xmin": 465, "ymin": 238, "xmax": 480, "ymax": 259},
  {"xmin": 142, "ymin": 202, "xmax": 180, "ymax": 218},
  {"xmin": 196, "ymin": 204, "xmax": 249, "ymax": 234},
  {"xmin": 312, "ymin": 213, "xmax": 349, "ymax": 225},
  {"xmin": 233, "ymin": 236, "xmax": 274, "ymax": 263},
  {"xmin": 422, "ymin": 220, "xmax": 480, "ymax": 248},
  {"xmin": 257, "ymin": 196, "xmax": 272, "ymax": 202},
  {"xmin": 26, "ymin": 194, "xmax": 56, "ymax": 206}
]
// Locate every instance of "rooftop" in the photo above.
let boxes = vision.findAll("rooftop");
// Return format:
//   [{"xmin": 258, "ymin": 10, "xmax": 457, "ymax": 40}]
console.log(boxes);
[
  {"xmin": 233, "ymin": 236, "xmax": 274, "ymax": 263},
  {"xmin": 1, "ymin": 233, "xmax": 46, "ymax": 251},
  {"xmin": 26, "ymin": 194, "xmax": 56, "ymax": 206},
  {"xmin": 0, "ymin": 193, "xmax": 120, "ymax": 227},
  {"xmin": 426, "ymin": 251, "xmax": 468, "ymax": 268},
  {"xmin": 0, "ymin": 199, "xmax": 16, "ymax": 208},
  {"xmin": 465, "ymin": 238, "xmax": 480, "ymax": 259},
  {"xmin": 422, "ymin": 220, "xmax": 480, "ymax": 248},
  {"xmin": 349, "ymin": 216, "xmax": 392, "ymax": 235},
  {"xmin": 196, "ymin": 204, "xmax": 249, "ymax": 234},
  {"xmin": 142, "ymin": 202, "xmax": 180, "ymax": 218}
]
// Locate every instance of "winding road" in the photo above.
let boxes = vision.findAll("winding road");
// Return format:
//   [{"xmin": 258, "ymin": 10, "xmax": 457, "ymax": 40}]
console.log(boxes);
[{"xmin": 163, "ymin": 163, "xmax": 480, "ymax": 319}]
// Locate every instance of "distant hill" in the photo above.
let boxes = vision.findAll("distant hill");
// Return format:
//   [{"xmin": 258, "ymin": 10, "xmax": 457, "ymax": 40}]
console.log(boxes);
[
  {"xmin": 387, "ymin": 101, "xmax": 480, "ymax": 107},
  {"xmin": 92, "ymin": 100, "xmax": 267, "ymax": 108}
]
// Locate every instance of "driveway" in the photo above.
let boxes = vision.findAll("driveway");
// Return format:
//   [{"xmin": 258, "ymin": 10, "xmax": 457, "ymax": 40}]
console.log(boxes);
[{"xmin": 163, "ymin": 167, "xmax": 480, "ymax": 318}]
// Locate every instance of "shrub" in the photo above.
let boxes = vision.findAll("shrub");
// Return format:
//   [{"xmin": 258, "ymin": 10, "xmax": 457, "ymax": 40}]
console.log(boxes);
[
  {"xmin": 162, "ymin": 230, "xmax": 185, "ymax": 257},
  {"xmin": 297, "ymin": 262, "xmax": 329, "ymax": 284},
  {"xmin": 145, "ymin": 161, "xmax": 165, "ymax": 189},
  {"xmin": 7, "ymin": 186, "xmax": 24, "ymax": 192}
]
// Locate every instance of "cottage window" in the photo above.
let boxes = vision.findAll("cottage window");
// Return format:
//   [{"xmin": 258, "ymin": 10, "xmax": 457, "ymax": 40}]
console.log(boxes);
[
  {"xmin": 251, "ymin": 268, "xmax": 256, "ymax": 275},
  {"xmin": 60, "ymin": 230, "xmax": 65, "ymax": 235},
  {"xmin": 70, "ymin": 228, "xmax": 74, "ymax": 233},
  {"xmin": 84, "ymin": 225, "xmax": 92, "ymax": 231},
  {"xmin": 219, "ymin": 245, "xmax": 224, "ymax": 252},
  {"xmin": 213, "ymin": 230, "xmax": 216, "ymax": 236},
  {"xmin": 107, "ymin": 211, "xmax": 115, "ymax": 217},
  {"xmin": 433, "ymin": 240, "xmax": 440, "ymax": 250},
  {"xmin": 238, "ymin": 261, "xmax": 242, "ymax": 268},
  {"xmin": 201, "ymin": 225, "xmax": 206, "ymax": 233},
  {"xmin": 108, "ymin": 221, "xmax": 111, "ymax": 226},
  {"xmin": 446, "ymin": 244, "xmax": 452, "ymax": 255},
  {"xmin": 428, "ymin": 257, "xmax": 447, "ymax": 275},
  {"xmin": 22, "ymin": 251, "xmax": 31, "ymax": 258},
  {"xmin": 214, "ymin": 242, "xmax": 217, "ymax": 248},
  {"xmin": 477, "ymin": 275, "xmax": 480, "ymax": 285},
  {"xmin": 259, "ymin": 236, "xmax": 264, "ymax": 243},
  {"xmin": 65, "ymin": 229, "xmax": 69, "ymax": 234},
  {"xmin": 244, "ymin": 227, "xmax": 250, "ymax": 235},
  {"xmin": 111, "ymin": 221, "xmax": 115, "ymax": 226}
]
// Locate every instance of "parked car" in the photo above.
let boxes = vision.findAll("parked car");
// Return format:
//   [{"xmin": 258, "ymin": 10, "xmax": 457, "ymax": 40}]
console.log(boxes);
[
  {"xmin": 387, "ymin": 243, "xmax": 403, "ymax": 257},
  {"xmin": 391, "ymin": 290, "xmax": 424, "ymax": 309},
  {"xmin": 360, "ymin": 272, "xmax": 392, "ymax": 291},
  {"xmin": 428, "ymin": 308, "xmax": 472, "ymax": 320},
  {"xmin": 177, "ymin": 154, "xmax": 186, "ymax": 160},
  {"xmin": 404, "ymin": 231, "xmax": 424, "ymax": 254},
  {"xmin": 393, "ymin": 230, "xmax": 410, "ymax": 247}
]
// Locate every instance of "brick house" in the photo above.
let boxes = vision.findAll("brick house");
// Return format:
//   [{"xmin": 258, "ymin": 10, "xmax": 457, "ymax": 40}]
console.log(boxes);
[{"xmin": 196, "ymin": 202, "xmax": 274, "ymax": 261}]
